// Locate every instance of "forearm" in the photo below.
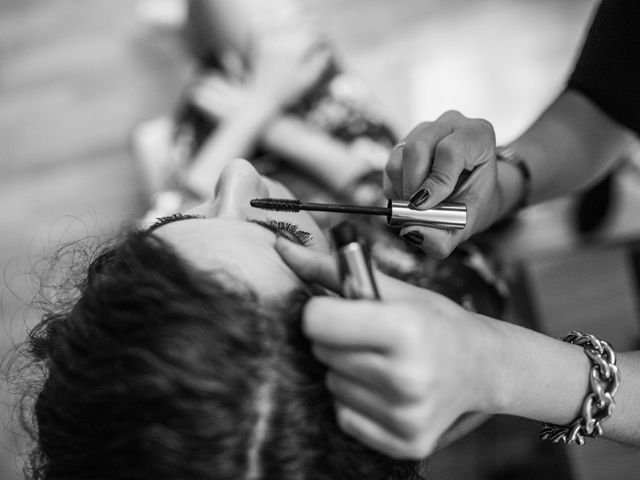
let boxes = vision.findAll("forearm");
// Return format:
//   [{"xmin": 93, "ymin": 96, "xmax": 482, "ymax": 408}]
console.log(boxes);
[
  {"xmin": 497, "ymin": 89, "xmax": 636, "ymax": 213},
  {"xmin": 482, "ymin": 316, "xmax": 640, "ymax": 446}
]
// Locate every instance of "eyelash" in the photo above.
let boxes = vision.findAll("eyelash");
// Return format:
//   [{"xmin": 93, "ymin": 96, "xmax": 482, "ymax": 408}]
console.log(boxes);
[
  {"xmin": 144, "ymin": 213, "xmax": 313, "ymax": 247},
  {"xmin": 143, "ymin": 213, "xmax": 313, "ymax": 247},
  {"xmin": 144, "ymin": 213, "xmax": 205, "ymax": 233},
  {"xmin": 259, "ymin": 219, "xmax": 313, "ymax": 246}
]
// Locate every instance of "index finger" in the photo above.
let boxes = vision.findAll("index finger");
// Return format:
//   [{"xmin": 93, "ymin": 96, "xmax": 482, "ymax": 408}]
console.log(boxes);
[
  {"xmin": 303, "ymin": 297, "xmax": 400, "ymax": 350},
  {"xmin": 275, "ymin": 236, "xmax": 432, "ymax": 300},
  {"xmin": 401, "ymin": 121, "xmax": 452, "ymax": 199}
]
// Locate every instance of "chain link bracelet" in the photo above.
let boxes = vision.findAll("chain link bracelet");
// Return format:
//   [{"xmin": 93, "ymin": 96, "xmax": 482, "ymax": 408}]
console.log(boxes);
[{"xmin": 540, "ymin": 331, "xmax": 620, "ymax": 445}]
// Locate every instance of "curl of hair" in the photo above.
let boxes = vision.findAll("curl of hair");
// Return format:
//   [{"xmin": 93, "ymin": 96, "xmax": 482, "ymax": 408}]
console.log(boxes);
[{"xmin": 20, "ymin": 229, "xmax": 423, "ymax": 480}]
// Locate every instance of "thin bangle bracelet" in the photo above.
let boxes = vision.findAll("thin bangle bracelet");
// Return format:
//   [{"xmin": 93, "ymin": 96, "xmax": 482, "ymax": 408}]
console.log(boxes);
[{"xmin": 496, "ymin": 145, "xmax": 532, "ymax": 218}]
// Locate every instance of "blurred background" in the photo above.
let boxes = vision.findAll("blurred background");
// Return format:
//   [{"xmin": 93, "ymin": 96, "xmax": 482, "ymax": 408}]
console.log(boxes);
[{"xmin": 1, "ymin": 1, "xmax": 640, "ymax": 479}]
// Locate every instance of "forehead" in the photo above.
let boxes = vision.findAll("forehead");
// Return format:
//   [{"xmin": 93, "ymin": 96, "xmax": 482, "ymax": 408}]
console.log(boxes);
[{"xmin": 154, "ymin": 217, "xmax": 302, "ymax": 301}]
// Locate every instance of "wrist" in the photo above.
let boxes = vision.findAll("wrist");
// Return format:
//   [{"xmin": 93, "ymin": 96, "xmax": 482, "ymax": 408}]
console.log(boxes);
[
  {"xmin": 468, "ymin": 314, "xmax": 515, "ymax": 415},
  {"xmin": 482, "ymin": 319, "xmax": 591, "ymax": 424},
  {"xmin": 494, "ymin": 146, "xmax": 532, "ymax": 222},
  {"xmin": 495, "ymin": 160, "xmax": 524, "ymax": 220},
  {"xmin": 540, "ymin": 331, "xmax": 620, "ymax": 444}
]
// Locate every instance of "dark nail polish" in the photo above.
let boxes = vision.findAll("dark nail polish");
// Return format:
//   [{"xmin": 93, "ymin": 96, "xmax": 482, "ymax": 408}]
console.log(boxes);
[
  {"xmin": 401, "ymin": 231, "xmax": 424, "ymax": 246},
  {"xmin": 409, "ymin": 188, "xmax": 430, "ymax": 208}
]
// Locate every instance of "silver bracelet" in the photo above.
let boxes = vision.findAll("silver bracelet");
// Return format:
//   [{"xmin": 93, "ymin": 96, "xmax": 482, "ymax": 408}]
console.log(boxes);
[
  {"xmin": 495, "ymin": 145, "xmax": 531, "ymax": 217},
  {"xmin": 540, "ymin": 331, "xmax": 620, "ymax": 445}
]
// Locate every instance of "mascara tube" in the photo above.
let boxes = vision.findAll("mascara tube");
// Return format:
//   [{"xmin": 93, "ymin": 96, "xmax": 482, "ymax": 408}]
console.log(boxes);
[
  {"xmin": 386, "ymin": 200, "xmax": 466, "ymax": 229},
  {"xmin": 331, "ymin": 221, "xmax": 380, "ymax": 300}
]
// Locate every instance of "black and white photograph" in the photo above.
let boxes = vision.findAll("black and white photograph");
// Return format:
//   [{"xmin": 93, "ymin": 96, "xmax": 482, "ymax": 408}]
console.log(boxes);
[{"xmin": 1, "ymin": 1, "xmax": 639, "ymax": 479}]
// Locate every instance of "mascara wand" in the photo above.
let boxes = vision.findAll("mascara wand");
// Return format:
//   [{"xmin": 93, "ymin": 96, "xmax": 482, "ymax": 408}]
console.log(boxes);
[{"xmin": 250, "ymin": 198, "xmax": 467, "ymax": 229}]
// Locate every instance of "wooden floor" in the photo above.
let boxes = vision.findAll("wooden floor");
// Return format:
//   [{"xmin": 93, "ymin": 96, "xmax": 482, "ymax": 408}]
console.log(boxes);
[{"xmin": 2, "ymin": 1, "xmax": 640, "ymax": 479}]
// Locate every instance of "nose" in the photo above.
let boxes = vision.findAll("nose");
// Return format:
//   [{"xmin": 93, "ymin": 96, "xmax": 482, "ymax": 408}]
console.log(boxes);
[{"xmin": 211, "ymin": 158, "xmax": 269, "ymax": 218}]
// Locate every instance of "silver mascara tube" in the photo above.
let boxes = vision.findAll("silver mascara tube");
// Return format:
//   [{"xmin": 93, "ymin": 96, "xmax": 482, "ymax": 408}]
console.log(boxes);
[
  {"xmin": 331, "ymin": 221, "xmax": 380, "ymax": 300},
  {"xmin": 250, "ymin": 198, "xmax": 466, "ymax": 230},
  {"xmin": 386, "ymin": 200, "xmax": 466, "ymax": 229}
]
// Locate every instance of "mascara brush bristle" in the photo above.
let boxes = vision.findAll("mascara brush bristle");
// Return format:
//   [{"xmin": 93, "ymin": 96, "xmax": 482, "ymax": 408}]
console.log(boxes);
[{"xmin": 250, "ymin": 198, "xmax": 302, "ymax": 212}]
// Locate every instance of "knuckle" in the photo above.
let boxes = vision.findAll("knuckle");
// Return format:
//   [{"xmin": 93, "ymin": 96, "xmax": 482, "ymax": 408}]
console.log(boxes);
[
  {"xmin": 372, "ymin": 304, "xmax": 399, "ymax": 327},
  {"xmin": 438, "ymin": 109, "xmax": 464, "ymax": 124},
  {"xmin": 435, "ymin": 137, "xmax": 458, "ymax": 158},
  {"xmin": 389, "ymin": 407, "xmax": 420, "ymax": 436},
  {"xmin": 335, "ymin": 407, "xmax": 353, "ymax": 432},
  {"xmin": 402, "ymin": 140, "xmax": 431, "ymax": 171},
  {"xmin": 412, "ymin": 435, "xmax": 437, "ymax": 458},
  {"xmin": 385, "ymin": 151, "xmax": 404, "ymax": 179},
  {"xmin": 464, "ymin": 119, "xmax": 496, "ymax": 145},
  {"xmin": 430, "ymin": 161, "xmax": 460, "ymax": 187},
  {"xmin": 385, "ymin": 303, "xmax": 416, "ymax": 323},
  {"xmin": 383, "ymin": 185, "xmax": 395, "ymax": 199},
  {"xmin": 390, "ymin": 377, "xmax": 420, "ymax": 402},
  {"xmin": 385, "ymin": 158, "xmax": 400, "ymax": 178},
  {"xmin": 425, "ymin": 171, "xmax": 452, "ymax": 191},
  {"xmin": 396, "ymin": 434, "xmax": 434, "ymax": 460},
  {"xmin": 475, "ymin": 117, "xmax": 496, "ymax": 137},
  {"xmin": 391, "ymin": 310, "xmax": 423, "ymax": 342},
  {"xmin": 395, "ymin": 366, "xmax": 429, "ymax": 399},
  {"xmin": 433, "ymin": 139, "xmax": 459, "ymax": 165},
  {"xmin": 409, "ymin": 121, "xmax": 432, "ymax": 135},
  {"xmin": 407, "ymin": 122, "xmax": 439, "ymax": 149}
]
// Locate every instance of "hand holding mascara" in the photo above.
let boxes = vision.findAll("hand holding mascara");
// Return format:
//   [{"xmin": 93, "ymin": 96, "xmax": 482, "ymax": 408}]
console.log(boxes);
[
  {"xmin": 274, "ymin": 235, "xmax": 499, "ymax": 460},
  {"xmin": 250, "ymin": 198, "xmax": 466, "ymax": 229}
]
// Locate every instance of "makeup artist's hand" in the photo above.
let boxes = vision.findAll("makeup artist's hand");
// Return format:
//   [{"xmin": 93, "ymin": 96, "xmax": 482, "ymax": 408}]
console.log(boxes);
[
  {"xmin": 276, "ymin": 237, "xmax": 498, "ymax": 459},
  {"xmin": 384, "ymin": 111, "xmax": 502, "ymax": 258}
]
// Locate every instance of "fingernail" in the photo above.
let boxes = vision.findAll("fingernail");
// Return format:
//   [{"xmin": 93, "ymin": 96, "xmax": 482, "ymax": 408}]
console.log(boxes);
[
  {"xmin": 400, "ymin": 230, "xmax": 424, "ymax": 246},
  {"xmin": 409, "ymin": 188, "xmax": 430, "ymax": 208}
]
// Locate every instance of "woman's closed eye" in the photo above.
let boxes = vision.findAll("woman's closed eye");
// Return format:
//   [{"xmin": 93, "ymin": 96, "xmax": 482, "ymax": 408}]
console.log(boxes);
[
  {"xmin": 143, "ymin": 213, "xmax": 205, "ymax": 233},
  {"xmin": 143, "ymin": 213, "xmax": 313, "ymax": 247},
  {"xmin": 250, "ymin": 219, "xmax": 313, "ymax": 247}
]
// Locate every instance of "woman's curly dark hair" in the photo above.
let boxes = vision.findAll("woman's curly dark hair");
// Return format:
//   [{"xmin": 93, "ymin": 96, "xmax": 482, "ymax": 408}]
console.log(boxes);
[{"xmin": 19, "ymin": 228, "xmax": 424, "ymax": 480}]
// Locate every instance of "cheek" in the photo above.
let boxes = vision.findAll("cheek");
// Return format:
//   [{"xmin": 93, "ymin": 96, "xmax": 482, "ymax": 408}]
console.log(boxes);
[
  {"xmin": 243, "ymin": 255, "xmax": 303, "ymax": 302},
  {"xmin": 214, "ymin": 239, "xmax": 303, "ymax": 302}
]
